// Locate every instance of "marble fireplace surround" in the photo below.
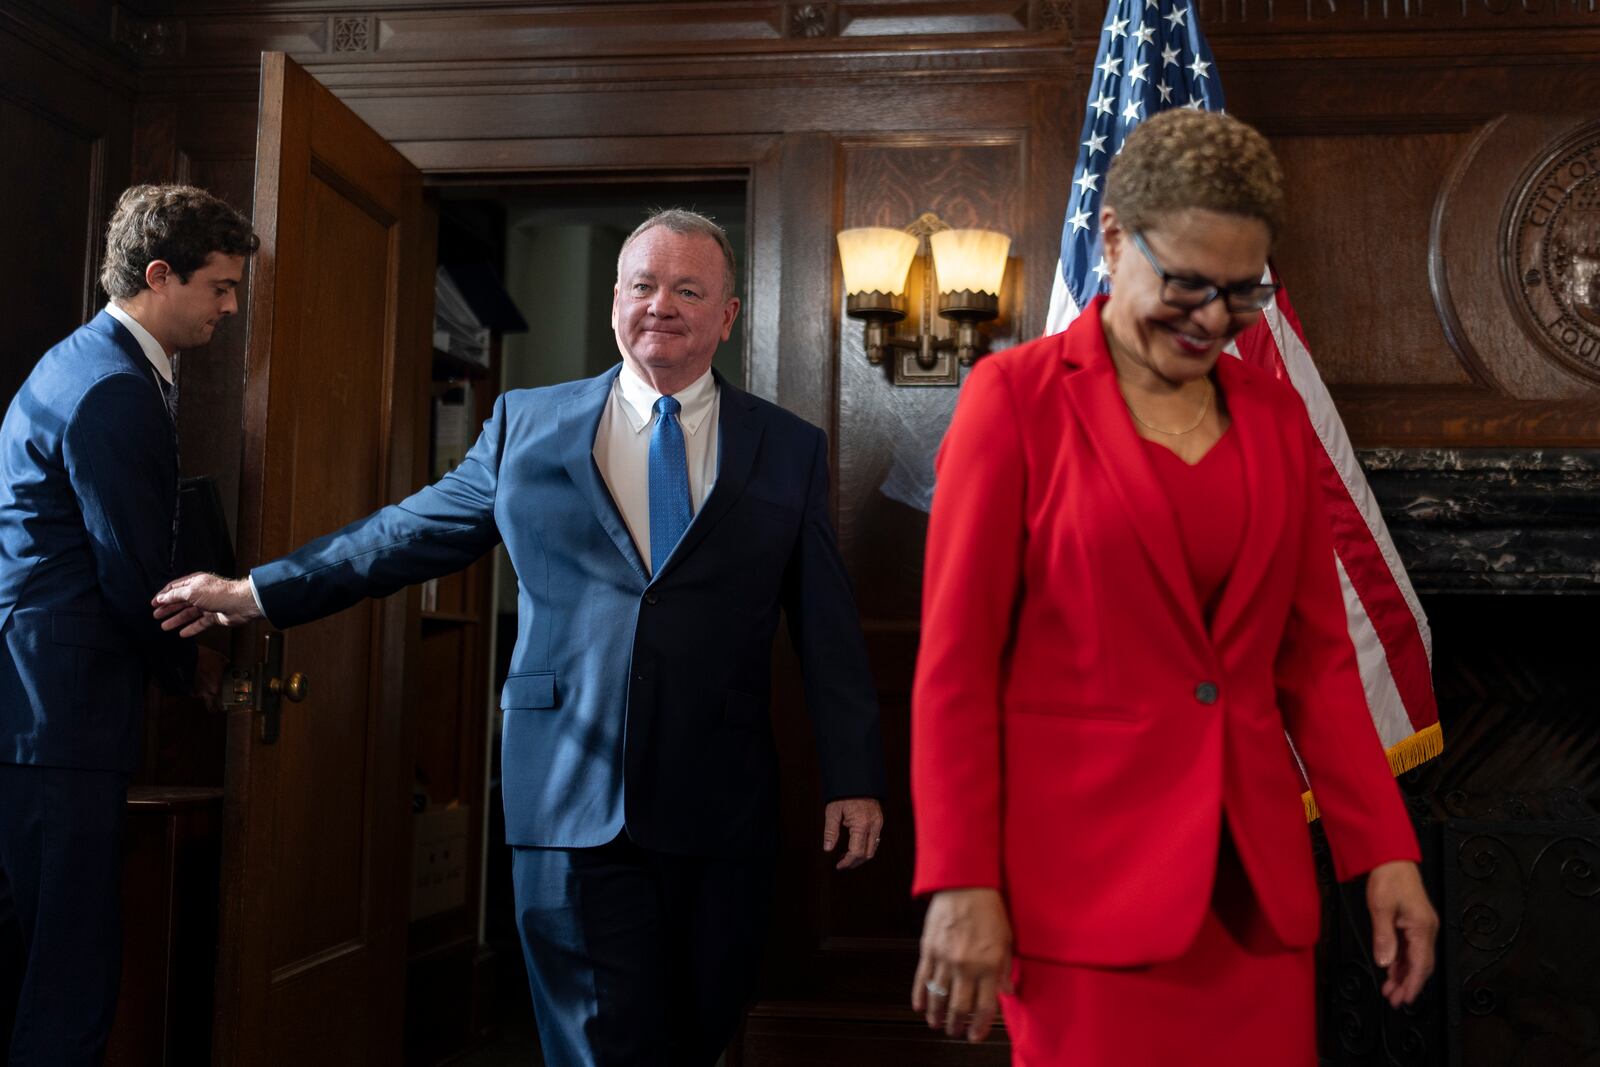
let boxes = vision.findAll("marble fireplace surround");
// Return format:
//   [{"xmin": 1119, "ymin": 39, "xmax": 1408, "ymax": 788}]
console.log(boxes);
[{"xmin": 1361, "ymin": 448, "xmax": 1600, "ymax": 594}]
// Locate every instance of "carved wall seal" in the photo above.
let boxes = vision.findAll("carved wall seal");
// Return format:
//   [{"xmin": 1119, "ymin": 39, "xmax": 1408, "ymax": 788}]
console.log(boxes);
[{"xmin": 1509, "ymin": 125, "xmax": 1600, "ymax": 383}]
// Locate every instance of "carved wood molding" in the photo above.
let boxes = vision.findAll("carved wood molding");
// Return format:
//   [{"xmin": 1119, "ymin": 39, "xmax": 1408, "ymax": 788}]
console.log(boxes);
[
  {"xmin": 150, "ymin": 0, "xmax": 1052, "ymax": 72},
  {"xmin": 786, "ymin": 2, "xmax": 837, "ymax": 37},
  {"xmin": 329, "ymin": 14, "xmax": 376, "ymax": 54},
  {"xmin": 1331, "ymin": 387, "xmax": 1600, "ymax": 447},
  {"xmin": 111, "ymin": 5, "xmax": 185, "ymax": 60},
  {"xmin": 120, "ymin": 1, "xmax": 1599, "ymax": 100},
  {"xmin": 1199, "ymin": 0, "xmax": 1600, "ymax": 32},
  {"xmin": 130, "ymin": 30, "xmax": 1074, "ymax": 105},
  {"xmin": 1035, "ymin": 0, "xmax": 1073, "ymax": 31}
]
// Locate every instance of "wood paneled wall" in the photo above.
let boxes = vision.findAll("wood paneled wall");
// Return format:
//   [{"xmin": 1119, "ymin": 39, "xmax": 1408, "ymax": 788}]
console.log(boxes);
[
  {"xmin": 4, "ymin": 1, "xmax": 1598, "ymax": 1062},
  {"xmin": 0, "ymin": 2, "xmax": 136, "ymax": 405},
  {"xmin": 1211, "ymin": 42, "xmax": 1600, "ymax": 445}
]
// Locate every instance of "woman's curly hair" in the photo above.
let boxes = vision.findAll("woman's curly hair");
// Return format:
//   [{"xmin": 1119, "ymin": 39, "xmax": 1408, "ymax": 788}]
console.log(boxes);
[{"xmin": 1104, "ymin": 109, "xmax": 1285, "ymax": 242}]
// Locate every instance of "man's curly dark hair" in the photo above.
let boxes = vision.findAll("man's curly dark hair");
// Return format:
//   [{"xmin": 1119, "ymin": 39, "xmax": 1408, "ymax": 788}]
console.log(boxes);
[{"xmin": 99, "ymin": 184, "xmax": 259, "ymax": 299}]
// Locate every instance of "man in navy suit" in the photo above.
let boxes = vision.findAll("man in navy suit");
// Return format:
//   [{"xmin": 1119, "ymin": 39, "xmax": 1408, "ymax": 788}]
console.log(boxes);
[
  {"xmin": 0, "ymin": 184, "xmax": 252, "ymax": 1064},
  {"xmin": 154, "ymin": 209, "xmax": 886, "ymax": 1066}
]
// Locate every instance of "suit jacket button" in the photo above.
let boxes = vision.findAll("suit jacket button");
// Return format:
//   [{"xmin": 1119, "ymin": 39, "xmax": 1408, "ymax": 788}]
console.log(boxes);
[
  {"xmin": 644, "ymin": 593, "xmax": 659, "ymax": 605},
  {"xmin": 1194, "ymin": 682, "xmax": 1219, "ymax": 705}
]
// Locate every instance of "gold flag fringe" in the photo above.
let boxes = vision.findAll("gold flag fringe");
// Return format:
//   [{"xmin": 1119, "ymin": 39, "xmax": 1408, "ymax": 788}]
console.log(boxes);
[{"xmin": 1302, "ymin": 721, "xmax": 1444, "ymax": 824}]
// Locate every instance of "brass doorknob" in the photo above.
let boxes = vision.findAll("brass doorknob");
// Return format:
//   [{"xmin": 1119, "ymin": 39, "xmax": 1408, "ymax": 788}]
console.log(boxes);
[{"xmin": 270, "ymin": 672, "xmax": 309, "ymax": 703}]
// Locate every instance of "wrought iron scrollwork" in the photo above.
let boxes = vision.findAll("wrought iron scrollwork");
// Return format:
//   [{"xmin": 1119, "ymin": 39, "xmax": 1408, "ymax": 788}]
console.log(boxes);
[{"xmin": 1445, "ymin": 822, "xmax": 1600, "ymax": 1064}]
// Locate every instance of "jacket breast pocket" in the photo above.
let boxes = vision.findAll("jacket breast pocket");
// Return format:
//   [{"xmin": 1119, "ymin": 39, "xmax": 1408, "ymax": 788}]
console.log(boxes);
[
  {"xmin": 501, "ymin": 671, "xmax": 557, "ymax": 711},
  {"xmin": 741, "ymin": 493, "xmax": 800, "ymax": 529}
]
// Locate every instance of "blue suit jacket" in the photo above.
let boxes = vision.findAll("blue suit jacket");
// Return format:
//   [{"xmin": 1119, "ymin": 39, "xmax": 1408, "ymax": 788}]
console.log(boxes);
[
  {"xmin": 0, "ymin": 312, "xmax": 195, "ymax": 772},
  {"xmin": 253, "ymin": 366, "xmax": 885, "ymax": 855}
]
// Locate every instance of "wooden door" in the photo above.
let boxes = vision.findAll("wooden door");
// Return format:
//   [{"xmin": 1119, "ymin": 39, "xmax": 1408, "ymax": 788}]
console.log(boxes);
[{"xmin": 213, "ymin": 52, "xmax": 433, "ymax": 1066}]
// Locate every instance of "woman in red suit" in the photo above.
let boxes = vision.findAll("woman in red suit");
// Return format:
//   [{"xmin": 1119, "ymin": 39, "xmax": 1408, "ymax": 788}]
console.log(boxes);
[{"xmin": 909, "ymin": 109, "xmax": 1439, "ymax": 1065}]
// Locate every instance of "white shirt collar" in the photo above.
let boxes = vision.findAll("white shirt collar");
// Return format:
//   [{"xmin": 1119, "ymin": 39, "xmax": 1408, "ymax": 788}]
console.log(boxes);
[
  {"xmin": 104, "ymin": 302, "xmax": 174, "ymax": 385},
  {"xmin": 615, "ymin": 363, "xmax": 717, "ymax": 437}
]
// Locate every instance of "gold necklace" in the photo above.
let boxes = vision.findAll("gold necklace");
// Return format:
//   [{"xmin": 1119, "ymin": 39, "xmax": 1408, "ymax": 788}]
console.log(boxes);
[
  {"xmin": 1124, "ymin": 379, "xmax": 1213, "ymax": 436},
  {"xmin": 1103, "ymin": 322, "xmax": 1215, "ymax": 437}
]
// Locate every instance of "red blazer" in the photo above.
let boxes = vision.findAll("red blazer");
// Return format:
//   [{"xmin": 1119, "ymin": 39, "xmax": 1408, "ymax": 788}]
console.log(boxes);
[{"xmin": 911, "ymin": 297, "xmax": 1420, "ymax": 967}]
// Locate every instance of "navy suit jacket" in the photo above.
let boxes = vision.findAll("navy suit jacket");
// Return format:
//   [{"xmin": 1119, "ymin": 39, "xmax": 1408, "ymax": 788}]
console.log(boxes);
[
  {"xmin": 253, "ymin": 366, "xmax": 885, "ymax": 855},
  {"xmin": 0, "ymin": 312, "xmax": 195, "ymax": 772}
]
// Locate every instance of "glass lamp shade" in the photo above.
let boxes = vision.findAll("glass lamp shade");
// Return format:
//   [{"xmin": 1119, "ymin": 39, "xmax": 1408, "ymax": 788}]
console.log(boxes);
[
  {"xmin": 836, "ymin": 227, "xmax": 919, "ymax": 296},
  {"xmin": 929, "ymin": 229, "xmax": 1011, "ymax": 296}
]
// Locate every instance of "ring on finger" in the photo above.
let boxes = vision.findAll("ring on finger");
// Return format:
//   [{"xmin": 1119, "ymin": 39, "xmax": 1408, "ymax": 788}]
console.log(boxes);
[{"xmin": 924, "ymin": 980, "xmax": 949, "ymax": 998}]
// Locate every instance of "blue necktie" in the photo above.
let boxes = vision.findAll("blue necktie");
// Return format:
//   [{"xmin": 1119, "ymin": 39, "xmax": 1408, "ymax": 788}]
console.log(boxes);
[{"xmin": 648, "ymin": 395, "xmax": 691, "ymax": 574}]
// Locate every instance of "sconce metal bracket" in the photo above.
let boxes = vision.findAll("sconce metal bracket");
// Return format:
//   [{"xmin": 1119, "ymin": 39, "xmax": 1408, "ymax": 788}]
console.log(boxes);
[
  {"xmin": 888, "ymin": 340, "xmax": 963, "ymax": 386},
  {"xmin": 843, "ymin": 212, "xmax": 1004, "ymax": 386}
]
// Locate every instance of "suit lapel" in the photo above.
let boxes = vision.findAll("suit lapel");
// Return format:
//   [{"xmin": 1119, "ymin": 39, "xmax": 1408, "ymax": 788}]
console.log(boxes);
[
  {"xmin": 557, "ymin": 367, "xmax": 649, "ymax": 583},
  {"xmin": 1208, "ymin": 355, "xmax": 1285, "ymax": 647},
  {"xmin": 86, "ymin": 311, "xmax": 182, "ymax": 567},
  {"xmin": 650, "ymin": 372, "xmax": 764, "ymax": 586},
  {"xmin": 1057, "ymin": 308, "xmax": 1209, "ymax": 658}
]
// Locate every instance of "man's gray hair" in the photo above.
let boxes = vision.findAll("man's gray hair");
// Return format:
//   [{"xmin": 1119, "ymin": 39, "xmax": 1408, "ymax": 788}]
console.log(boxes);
[{"xmin": 618, "ymin": 208, "xmax": 738, "ymax": 300}]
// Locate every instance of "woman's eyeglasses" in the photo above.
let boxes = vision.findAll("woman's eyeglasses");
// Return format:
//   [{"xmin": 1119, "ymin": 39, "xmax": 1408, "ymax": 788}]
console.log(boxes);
[{"xmin": 1129, "ymin": 230, "xmax": 1280, "ymax": 313}]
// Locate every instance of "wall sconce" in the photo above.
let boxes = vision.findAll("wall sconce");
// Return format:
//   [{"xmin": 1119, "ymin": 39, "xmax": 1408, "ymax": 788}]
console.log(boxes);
[{"xmin": 837, "ymin": 214, "xmax": 1011, "ymax": 386}]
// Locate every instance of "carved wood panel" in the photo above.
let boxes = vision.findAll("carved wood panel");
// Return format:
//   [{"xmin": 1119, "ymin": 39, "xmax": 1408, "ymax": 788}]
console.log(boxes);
[
  {"xmin": 1270, "ymin": 131, "xmax": 1478, "ymax": 388},
  {"xmin": 745, "ymin": 131, "xmax": 1042, "ymax": 1063},
  {"xmin": 130, "ymin": 97, "xmax": 259, "ymax": 529},
  {"xmin": 125, "ymin": 97, "xmax": 259, "ymax": 790},
  {"xmin": 1221, "ymin": 47, "xmax": 1600, "ymax": 445},
  {"xmin": 0, "ymin": 94, "xmax": 104, "ymax": 404},
  {"xmin": 1264, "ymin": 115, "xmax": 1600, "ymax": 414},
  {"xmin": 1442, "ymin": 116, "xmax": 1600, "ymax": 396},
  {"xmin": 0, "ymin": 9, "xmax": 134, "ymax": 406},
  {"xmin": 836, "ymin": 139, "xmax": 1026, "ymax": 619}
]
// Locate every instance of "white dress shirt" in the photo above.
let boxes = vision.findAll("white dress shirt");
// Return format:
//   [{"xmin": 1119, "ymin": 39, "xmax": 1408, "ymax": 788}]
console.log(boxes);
[
  {"xmin": 593, "ymin": 363, "xmax": 720, "ymax": 575},
  {"xmin": 104, "ymin": 302, "xmax": 175, "ymax": 386}
]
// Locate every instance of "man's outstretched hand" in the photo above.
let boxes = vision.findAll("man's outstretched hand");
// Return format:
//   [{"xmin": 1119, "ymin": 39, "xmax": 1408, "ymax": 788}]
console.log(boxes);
[{"xmin": 153, "ymin": 573, "xmax": 260, "ymax": 637}]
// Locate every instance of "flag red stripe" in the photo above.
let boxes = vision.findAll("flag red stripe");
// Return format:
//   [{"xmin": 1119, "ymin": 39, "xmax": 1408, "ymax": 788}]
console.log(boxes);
[{"xmin": 1236, "ymin": 291, "xmax": 1439, "ymax": 735}]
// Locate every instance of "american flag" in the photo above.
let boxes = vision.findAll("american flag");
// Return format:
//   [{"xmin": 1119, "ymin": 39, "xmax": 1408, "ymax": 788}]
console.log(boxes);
[
  {"xmin": 1045, "ymin": 1, "xmax": 1223, "ymax": 331},
  {"xmin": 1045, "ymin": 0, "xmax": 1442, "ymax": 816}
]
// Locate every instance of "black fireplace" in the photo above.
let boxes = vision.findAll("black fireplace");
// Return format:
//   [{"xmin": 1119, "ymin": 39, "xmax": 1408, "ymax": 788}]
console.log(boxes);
[{"xmin": 1316, "ymin": 449, "xmax": 1600, "ymax": 1067}]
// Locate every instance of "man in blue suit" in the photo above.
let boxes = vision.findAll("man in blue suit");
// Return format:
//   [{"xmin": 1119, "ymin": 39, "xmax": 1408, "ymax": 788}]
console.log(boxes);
[
  {"xmin": 154, "ymin": 209, "xmax": 886, "ymax": 1065},
  {"xmin": 0, "ymin": 184, "xmax": 252, "ymax": 1064}
]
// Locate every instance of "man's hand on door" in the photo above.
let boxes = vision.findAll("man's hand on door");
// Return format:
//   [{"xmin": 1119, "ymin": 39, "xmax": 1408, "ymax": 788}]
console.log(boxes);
[{"xmin": 153, "ymin": 572, "xmax": 261, "ymax": 637}]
